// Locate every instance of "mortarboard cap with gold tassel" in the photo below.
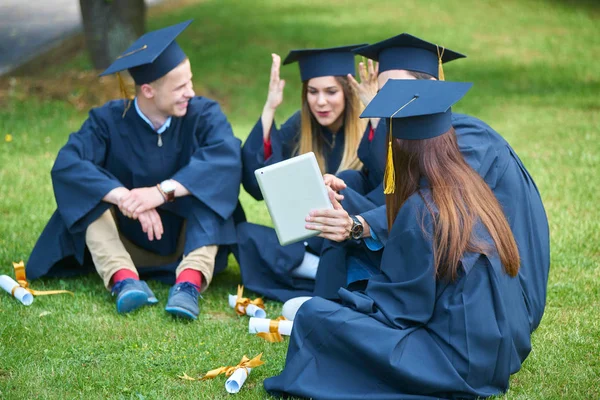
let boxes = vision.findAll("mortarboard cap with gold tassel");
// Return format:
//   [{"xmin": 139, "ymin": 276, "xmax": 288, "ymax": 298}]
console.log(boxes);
[
  {"xmin": 360, "ymin": 80, "xmax": 473, "ymax": 193},
  {"xmin": 353, "ymin": 33, "xmax": 465, "ymax": 81},
  {"xmin": 99, "ymin": 20, "xmax": 193, "ymax": 115}
]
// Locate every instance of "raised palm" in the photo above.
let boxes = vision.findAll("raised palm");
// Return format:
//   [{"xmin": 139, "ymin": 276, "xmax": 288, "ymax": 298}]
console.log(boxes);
[
  {"xmin": 349, "ymin": 58, "xmax": 379, "ymax": 107},
  {"xmin": 265, "ymin": 53, "xmax": 285, "ymax": 110}
]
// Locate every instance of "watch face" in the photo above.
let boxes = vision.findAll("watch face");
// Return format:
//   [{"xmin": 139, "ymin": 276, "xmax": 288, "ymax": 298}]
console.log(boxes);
[
  {"xmin": 351, "ymin": 222, "xmax": 364, "ymax": 240},
  {"xmin": 161, "ymin": 180, "xmax": 176, "ymax": 193}
]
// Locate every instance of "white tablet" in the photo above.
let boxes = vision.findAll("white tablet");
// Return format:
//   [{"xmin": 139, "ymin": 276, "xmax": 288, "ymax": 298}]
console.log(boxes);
[{"xmin": 255, "ymin": 152, "xmax": 333, "ymax": 246}]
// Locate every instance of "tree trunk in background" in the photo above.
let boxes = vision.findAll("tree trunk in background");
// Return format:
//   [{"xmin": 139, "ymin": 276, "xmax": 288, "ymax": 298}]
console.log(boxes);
[{"xmin": 79, "ymin": 0, "xmax": 146, "ymax": 70}]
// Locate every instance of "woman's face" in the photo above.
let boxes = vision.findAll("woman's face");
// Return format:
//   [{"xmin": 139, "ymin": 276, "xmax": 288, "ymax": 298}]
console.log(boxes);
[{"xmin": 306, "ymin": 76, "xmax": 345, "ymax": 132}]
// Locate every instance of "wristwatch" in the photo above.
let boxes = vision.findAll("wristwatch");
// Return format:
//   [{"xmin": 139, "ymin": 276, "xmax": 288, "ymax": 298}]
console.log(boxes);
[
  {"xmin": 158, "ymin": 179, "xmax": 176, "ymax": 202},
  {"xmin": 349, "ymin": 215, "xmax": 364, "ymax": 240}
]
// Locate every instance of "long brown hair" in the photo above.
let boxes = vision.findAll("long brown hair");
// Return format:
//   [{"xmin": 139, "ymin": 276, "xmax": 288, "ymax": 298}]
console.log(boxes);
[
  {"xmin": 385, "ymin": 127, "xmax": 520, "ymax": 280},
  {"xmin": 296, "ymin": 76, "xmax": 364, "ymax": 174}
]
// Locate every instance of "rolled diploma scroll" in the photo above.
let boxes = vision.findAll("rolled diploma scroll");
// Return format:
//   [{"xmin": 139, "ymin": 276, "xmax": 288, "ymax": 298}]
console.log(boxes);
[
  {"xmin": 228, "ymin": 294, "xmax": 266, "ymax": 318},
  {"xmin": 225, "ymin": 367, "xmax": 251, "ymax": 394},
  {"xmin": 0, "ymin": 275, "xmax": 34, "ymax": 306},
  {"xmin": 248, "ymin": 317, "xmax": 293, "ymax": 336}
]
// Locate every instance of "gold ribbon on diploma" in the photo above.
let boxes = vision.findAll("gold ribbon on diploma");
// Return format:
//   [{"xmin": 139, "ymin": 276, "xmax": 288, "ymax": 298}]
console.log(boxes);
[
  {"xmin": 256, "ymin": 316, "xmax": 288, "ymax": 343},
  {"xmin": 234, "ymin": 285, "xmax": 265, "ymax": 316},
  {"xmin": 12, "ymin": 261, "xmax": 73, "ymax": 296},
  {"xmin": 178, "ymin": 353, "xmax": 265, "ymax": 381}
]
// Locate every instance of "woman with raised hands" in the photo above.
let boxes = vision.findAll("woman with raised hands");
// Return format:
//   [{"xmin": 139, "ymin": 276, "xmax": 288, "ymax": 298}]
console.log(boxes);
[{"xmin": 237, "ymin": 45, "xmax": 367, "ymax": 302}]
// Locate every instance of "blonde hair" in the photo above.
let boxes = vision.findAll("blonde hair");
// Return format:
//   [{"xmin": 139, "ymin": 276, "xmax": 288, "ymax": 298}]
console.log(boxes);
[{"xmin": 296, "ymin": 76, "xmax": 365, "ymax": 174}]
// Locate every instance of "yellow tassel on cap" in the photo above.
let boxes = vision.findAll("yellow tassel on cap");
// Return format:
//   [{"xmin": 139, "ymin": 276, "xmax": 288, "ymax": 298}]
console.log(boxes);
[
  {"xmin": 116, "ymin": 72, "xmax": 134, "ymax": 118},
  {"xmin": 383, "ymin": 131, "xmax": 395, "ymax": 194},
  {"xmin": 436, "ymin": 45, "xmax": 445, "ymax": 81},
  {"xmin": 383, "ymin": 95, "xmax": 420, "ymax": 195}
]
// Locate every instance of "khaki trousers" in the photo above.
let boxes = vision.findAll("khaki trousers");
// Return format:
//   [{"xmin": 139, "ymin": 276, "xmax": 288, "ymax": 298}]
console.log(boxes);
[{"xmin": 85, "ymin": 209, "xmax": 217, "ymax": 292}]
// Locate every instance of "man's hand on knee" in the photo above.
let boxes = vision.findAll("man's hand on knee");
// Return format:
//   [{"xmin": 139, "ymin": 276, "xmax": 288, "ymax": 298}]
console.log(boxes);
[
  {"xmin": 137, "ymin": 209, "xmax": 164, "ymax": 241},
  {"xmin": 119, "ymin": 187, "xmax": 165, "ymax": 219}
]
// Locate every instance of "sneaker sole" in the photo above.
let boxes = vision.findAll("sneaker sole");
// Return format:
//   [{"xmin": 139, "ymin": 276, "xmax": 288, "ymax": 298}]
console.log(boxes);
[
  {"xmin": 165, "ymin": 306, "xmax": 198, "ymax": 320},
  {"xmin": 147, "ymin": 297, "xmax": 159, "ymax": 305},
  {"xmin": 117, "ymin": 290, "xmax": 148, "ymax": 314}
]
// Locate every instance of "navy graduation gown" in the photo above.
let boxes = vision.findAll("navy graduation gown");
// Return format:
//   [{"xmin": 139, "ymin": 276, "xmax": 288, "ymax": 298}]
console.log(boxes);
[
  {"xmin": 316, "ymin": 114, "xmax": 550, "ymax": 332},
  {"xmin": 26, "ymin": 96, "xmax": 241, "ymax": 283},
  {"xmin": 237, "ymin": 111, "xmax": 347, "ymax": 301},
  {"xmin": 264, "ymin": 190, "xmax": 532, "ymax": 400},
  {"xmin": 241, "ymin": 111, "xmax": 344, "ymax": 200}
]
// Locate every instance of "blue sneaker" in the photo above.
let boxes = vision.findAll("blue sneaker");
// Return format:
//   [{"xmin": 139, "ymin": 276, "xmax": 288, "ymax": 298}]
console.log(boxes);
[
  {"xmin": 165, "ymin": 282, "xmax": 201, "ymax": 320},
  {"xmin": 139, "ymin": 281, "xmax": 159, "ymax": 305},
  {"xmin": 111, "ymin": 279, "xmax": 149, "ymax": 314}
]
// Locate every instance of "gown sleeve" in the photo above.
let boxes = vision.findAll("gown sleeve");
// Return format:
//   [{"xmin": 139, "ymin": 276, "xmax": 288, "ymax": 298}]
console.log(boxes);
[
  {"xmin": 241, "ymin": 111, "xmax": 301, "ymax": 200},
  {"xmin": 340, "ymin": 194, "xmax": 437, "ymax": 330},
  {"xmin": 51, "ymin": 108, "xmax": 123, "ymax": 233},
  {"xmin": 171, "ymin": 100, "xmax": 242, "ymax": 220}
]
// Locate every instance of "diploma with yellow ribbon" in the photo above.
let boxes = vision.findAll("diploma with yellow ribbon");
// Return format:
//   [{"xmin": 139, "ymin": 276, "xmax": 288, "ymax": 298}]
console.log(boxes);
[
  {"xmin": 0, "ymin": 275, "xmax": 33, "ymax": 305},
  {"xmin": 229, "ymin": 285, "xmax": 266, "ymax": 318},
  {"xmin": 249, "ymin": 316, "xmax": 293, "ymax": 343},
  {"xmin": 179, "ymin": 353, "xmax": 265, "ymax": 394},
  {"xmin": 0, "ymin": 261, "xmax": 74, "ymax": 305}
]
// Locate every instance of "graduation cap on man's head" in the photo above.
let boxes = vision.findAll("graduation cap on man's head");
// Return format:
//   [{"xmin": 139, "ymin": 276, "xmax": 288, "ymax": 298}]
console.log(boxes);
[
  {"xmin": 282, "ymin": 44, "xmax": 367, "ymax": 82},
  {"xmin": 354, "ymin": 33, "xmax": 465, "ymax": 80},
  {"xmin": 100, "ymin": 20, "xmax": 193, "ymax": 85},
  {"xmin": 360, "ymin": 79, "xmax": 472, "ymax": 193}
]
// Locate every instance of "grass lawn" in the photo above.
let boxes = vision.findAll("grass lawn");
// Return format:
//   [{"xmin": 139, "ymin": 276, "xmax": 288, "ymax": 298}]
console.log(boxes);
[{"xmin": 1, "ymin": 0, "xmax": 599, "ymax": 398}]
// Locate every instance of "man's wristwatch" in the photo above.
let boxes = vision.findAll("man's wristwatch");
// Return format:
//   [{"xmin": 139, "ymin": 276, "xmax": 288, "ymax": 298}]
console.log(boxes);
[
  {"xmin": 348, "ymin": 215, "xmax": 364, "ymax": 240},
  {"xmin": 158, "ymin": 179, "xmax": 176, "ymax": 202}
]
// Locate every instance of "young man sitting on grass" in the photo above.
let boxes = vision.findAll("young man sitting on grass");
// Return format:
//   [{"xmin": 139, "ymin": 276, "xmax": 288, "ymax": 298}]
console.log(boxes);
[{"xmin": 26, "ymin": 20, "xmax": 241, "ymax": 320}]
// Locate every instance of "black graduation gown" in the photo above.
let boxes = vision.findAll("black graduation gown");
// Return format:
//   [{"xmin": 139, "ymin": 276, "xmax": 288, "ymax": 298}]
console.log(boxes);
[
  {"xmin": 26, "ymin": 97, "xmax": 241, "ymax": 283},
  {"xmin": 237, "ymin": 111, "xmax": 347, "ymax": 301},
  {"xmin": 315, "ymin": 114, "xmax": 550, "ymax": 332},
  {"xmin": 264, "ymin": 189, "xmax": 532, "ymax": 400}
]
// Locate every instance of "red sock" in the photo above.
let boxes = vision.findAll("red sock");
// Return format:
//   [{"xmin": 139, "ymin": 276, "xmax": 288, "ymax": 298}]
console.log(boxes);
[
  {"xmin": 176, "ymin": 268, "xmax": 202, "ymax": 288},
  {"xmin": 111, "ymin": 269, "xmax": 139, "ymax": 285}
]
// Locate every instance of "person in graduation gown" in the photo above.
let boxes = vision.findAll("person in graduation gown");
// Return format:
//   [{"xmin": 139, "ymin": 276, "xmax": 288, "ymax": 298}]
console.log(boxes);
[
  {"xmin": 237, "ymin": 45, "xmax": 367, "ymax": 302},
  {"xmin": 264, "ymin": 80, "xmax": 532, "ymax": 400},
  {"xmin": 25, "ymin": 20, "xmax": 242, "ymax": 319},
  {"xmin": 305, "ymin": 34, "xmax": 550, "ymax": 332}
]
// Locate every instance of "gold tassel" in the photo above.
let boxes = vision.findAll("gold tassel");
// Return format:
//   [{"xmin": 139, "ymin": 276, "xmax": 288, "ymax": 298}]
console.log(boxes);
[
  {"xmin": 383, "ymin": 96, "xmax": 421, "ymax": 195},
  {"xmin": 116, "ymin": 72, "xmax": 134, "ymax": 118},
  {"xmin": 436, "ymin": 45, "xmax": 445, "ymax": 81},
  {"xmin": 383, "ymin": 127, "xmax": 395, "ymax": 194}
]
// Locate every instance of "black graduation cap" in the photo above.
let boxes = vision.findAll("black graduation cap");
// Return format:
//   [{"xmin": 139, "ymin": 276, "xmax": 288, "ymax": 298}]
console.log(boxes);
[
  {"xmin": 282, "ymin": 44, "xmax": 367, "ymax": 82},
  {"xmin": 361, "ymin": 79, "xmax": 472, "ymax": 140},
  {"xmin": 100, "ymin": 20, "xmax": 192, "ymax": 85},
  {"xmin": 360, "ymin": 79, "xmax": 472, "ymax": 194},
  {"xmin": 354, "ymin": 33, "xmax": 465, "ymax": 79}
]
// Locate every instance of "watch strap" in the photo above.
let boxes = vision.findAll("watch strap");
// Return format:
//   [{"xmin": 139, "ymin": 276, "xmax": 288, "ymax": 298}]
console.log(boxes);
[{"xmin": 349, "ymin": 215, "xmax": 364, "ymax": 240}]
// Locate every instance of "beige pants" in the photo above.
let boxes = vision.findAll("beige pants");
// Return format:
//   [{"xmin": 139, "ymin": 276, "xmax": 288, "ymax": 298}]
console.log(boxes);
[{"xmin": 85, "ymin": 209, "xmax": 218, "ymax": 292}]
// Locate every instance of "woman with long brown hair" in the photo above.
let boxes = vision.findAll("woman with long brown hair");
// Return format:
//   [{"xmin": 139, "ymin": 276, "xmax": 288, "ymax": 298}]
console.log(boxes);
[
  {"xmin": 237, "ymin": 45, "xmax": 367, "ymax": 302},
  {"xmin": 264, "ymin": 80, "xmax": 532, "ymax": 399}
]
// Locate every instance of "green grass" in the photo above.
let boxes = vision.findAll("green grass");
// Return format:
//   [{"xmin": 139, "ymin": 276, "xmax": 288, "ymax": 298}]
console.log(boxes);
[{"xmin": 1, "ymin": 0, "xmax": 599, "ymax": 398}]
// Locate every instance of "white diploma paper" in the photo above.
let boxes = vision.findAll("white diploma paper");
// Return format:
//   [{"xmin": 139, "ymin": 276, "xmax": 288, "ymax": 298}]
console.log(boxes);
[
  {"xmin": 248, "ymin": 317, "xmax": 293, "ymax": 336},
  {"xmin": 228, "ymin": 294, "xmax": 266, "ymax": 318},
  {"xmin": 225, "ymin": 367, "xmax": 251, "ymax": 394},
  {"xmin": 0, "ymin": 275, "xmax": 33, "ymax": 306}
]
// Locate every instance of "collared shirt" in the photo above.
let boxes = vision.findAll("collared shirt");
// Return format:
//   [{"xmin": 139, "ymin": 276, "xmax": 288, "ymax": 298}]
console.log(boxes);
[{"xmin": 134, "ymin": 97, "xmax": 172, "ymax": 134}]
